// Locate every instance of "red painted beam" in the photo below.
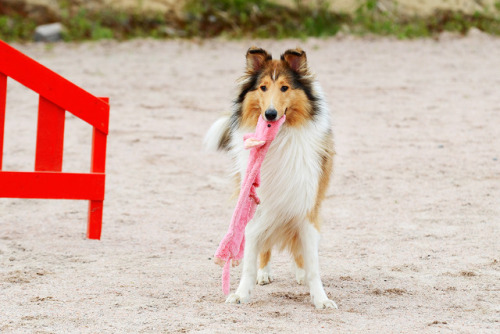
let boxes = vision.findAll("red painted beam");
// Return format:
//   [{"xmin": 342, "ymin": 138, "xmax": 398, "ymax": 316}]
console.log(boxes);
[
  {"xmin": 88, "ymin": 97, "xmax": 108, "ymax": 240},
  {"xmin": 0, "ymin": 171, "xmax": 105, "ymax": 200},
  {"xmin": 0, "ymin": 73, "xmax": 6, "ymax": 170},
  {"xmin": 0, "ymin": 41, "xmax": 109, "ymax": 134},
  {"xmin": 87, "ymin": 128, "xmax": 107, "ymax": 239},
  {"xmin": 35, "ymin": 96, "xmax": 65, "ymax": 171}
]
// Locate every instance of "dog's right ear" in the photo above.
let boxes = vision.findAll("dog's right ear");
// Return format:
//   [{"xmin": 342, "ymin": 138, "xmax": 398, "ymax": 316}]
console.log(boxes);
[{"xmin": 246, "ymin": 47, "xmax": 271, "ymax": 72}]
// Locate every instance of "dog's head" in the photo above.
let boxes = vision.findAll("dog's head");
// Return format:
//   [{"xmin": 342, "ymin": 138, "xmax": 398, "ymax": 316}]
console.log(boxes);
[{"xmin": 236, "ymin": 47, "xmax": 317, "ymax": 128}]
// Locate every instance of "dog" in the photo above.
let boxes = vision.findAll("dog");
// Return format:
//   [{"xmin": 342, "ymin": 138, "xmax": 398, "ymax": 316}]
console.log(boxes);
[{"xmin": 205, "ymin": 47, "xmax": 336, "ymax": 309}]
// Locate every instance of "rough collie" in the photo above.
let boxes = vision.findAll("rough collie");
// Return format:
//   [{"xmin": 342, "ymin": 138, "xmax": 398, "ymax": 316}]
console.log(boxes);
[{"xmin": 205, "ymin": 47, "xmax": 336, "ymax": 309}]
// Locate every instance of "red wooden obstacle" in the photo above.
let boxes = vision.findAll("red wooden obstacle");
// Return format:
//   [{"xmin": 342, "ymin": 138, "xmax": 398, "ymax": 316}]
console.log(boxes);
[{"xmin": 0, "ymin": 41, "xmax": 110, "ymax": 240}]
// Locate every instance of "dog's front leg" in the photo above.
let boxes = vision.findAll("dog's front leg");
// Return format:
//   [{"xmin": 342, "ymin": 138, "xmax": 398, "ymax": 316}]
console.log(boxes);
[
  {"xmin": 226, "ymin": 223, "xmax": 259, "ymax": 304},
  {"xmin": 301, "ymin": 222, "xmax": 338, "ymax": 309}
]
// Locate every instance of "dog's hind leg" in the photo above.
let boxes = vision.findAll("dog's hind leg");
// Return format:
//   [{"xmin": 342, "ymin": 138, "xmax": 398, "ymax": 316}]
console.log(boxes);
[
  {"xmin": 290, "ymin": 234, "xmax": 306, "ymax": 285},
  {"xmin": 292, "ymin": 253, "xmax": 306, "ymax": 285},
  {"xmin": 301, "ymin": 222, "xmax": 337, "ymax": 309},
  {"xmin": 226, "ymin": 223, "xmax": 260, "ymax": 304},
  {"xmin": 257, "ymin": 250, "xmax": 273, "ymax": 285}
]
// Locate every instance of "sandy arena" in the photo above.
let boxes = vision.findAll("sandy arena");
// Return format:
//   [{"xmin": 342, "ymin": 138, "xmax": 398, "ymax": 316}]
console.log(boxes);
[{"xmin": 0, "ymin": 34, "xmax": 499, "ymax": 333}]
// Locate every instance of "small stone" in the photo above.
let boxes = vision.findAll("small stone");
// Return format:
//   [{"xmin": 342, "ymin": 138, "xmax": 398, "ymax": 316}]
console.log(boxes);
[
  {"xmin": 468, "ymin": 27, "xmax": 488, "ymax": 39},
  {"xmin": 9, "ymin": 256, "xmax": 15, "ymax": 261},
  {"xmin": 162, "ymin": 27, "xmax": 186, "ymax": 37},
  {"xmin": 34, "ymin": 23, "xmax": 64, "ymax": 42}
]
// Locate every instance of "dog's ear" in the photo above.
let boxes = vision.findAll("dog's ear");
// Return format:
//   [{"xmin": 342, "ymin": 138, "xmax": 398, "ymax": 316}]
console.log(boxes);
[
  {"xmin": 281, "ymin": 48, "xmax": 308, "ymax": 75},
  {"xmin": 246, "ymin": 47, "xmax": 271, "ymax": 72}
]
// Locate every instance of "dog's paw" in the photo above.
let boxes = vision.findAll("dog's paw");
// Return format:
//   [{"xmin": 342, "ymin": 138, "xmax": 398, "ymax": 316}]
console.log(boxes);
[
  {"xmin": 295, "ymin": 267, "xmax": 306, "ymax": 285},
  {"xmin": 256, "ymin": 268, "xmax": 273, "ymax": 285},
  {"xmin": 225, "ymin": 292, "xmax": 250, "ymax": 304},
  {"xmin": 313, "ymin": 297, "xmax": 338, "ymax": 310}
]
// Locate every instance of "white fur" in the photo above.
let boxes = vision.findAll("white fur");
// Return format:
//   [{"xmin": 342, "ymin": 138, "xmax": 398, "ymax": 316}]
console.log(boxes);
[
  {"xmin": 203, "ymin": 116, "xmax": 229, "ymax": 151},
  {"xmin": 257, "ymin": 263, "xmax": 272, "ymax": 285},
  {"xmin": 208, "ymin": 80, "xmax": 336, "ymax": 309},
  {"xmin": 300, "ymin": 222, "xmax": 337, "ymax": 309},
  {"xmin": 232, "ymin": 120, "xmax": 325, "ymax": 239},
  {"xmin": 292, "ymin": 260, "xmax": 306, "ymax": 285}
]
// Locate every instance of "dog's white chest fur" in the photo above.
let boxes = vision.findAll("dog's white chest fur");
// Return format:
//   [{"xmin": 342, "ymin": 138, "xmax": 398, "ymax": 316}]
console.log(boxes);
[{"xmin": 232, "ymin": 122, "xmax": 323, "ymax": 225}]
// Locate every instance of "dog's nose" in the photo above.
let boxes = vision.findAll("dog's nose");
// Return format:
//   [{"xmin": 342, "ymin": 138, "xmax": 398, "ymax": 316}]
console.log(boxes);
[{"xmin": 265, "ymin": 109, "xmax": 278, "ymax": 121}]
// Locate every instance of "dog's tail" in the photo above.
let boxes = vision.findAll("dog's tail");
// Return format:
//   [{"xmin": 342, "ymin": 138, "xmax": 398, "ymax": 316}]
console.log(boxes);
[{"xmin": 203, "ymin": 116, "xmax": 232, "ymax": 152}]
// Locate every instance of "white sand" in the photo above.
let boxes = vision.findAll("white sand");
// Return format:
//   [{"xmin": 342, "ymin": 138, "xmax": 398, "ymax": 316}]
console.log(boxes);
[{"xmin": 0, "ymin": 34, "xmax": 499, "ymax": 333}]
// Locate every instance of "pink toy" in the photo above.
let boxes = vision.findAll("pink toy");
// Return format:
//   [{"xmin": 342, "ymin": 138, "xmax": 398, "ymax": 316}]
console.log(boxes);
[{"xmin": 214, "ymin": 114, "xmax": 286, "ymax": 295}]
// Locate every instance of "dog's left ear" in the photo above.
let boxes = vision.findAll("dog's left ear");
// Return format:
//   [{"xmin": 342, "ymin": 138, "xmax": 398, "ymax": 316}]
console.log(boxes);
[{"xmin": 281, "ymin": 48, "xmax": 308, "ymax": 75}]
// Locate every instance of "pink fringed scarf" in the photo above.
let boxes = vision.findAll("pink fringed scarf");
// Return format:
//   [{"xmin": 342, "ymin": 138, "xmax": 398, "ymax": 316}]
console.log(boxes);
[{"xmin": 214, "ymin": 115, "xmax": 286, "ymax": 295}]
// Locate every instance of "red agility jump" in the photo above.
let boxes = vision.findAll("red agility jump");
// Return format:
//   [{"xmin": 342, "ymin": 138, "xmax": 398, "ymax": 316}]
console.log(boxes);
[{"xmin": 0, "ymin": 41, "xmax": 110, "ymax": 240}]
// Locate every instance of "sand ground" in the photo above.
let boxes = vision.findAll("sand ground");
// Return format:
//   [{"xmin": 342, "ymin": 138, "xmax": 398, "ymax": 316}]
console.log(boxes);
[{"xmin": 0, "ymin": 34, "xmax": 499, "ymax": 333}]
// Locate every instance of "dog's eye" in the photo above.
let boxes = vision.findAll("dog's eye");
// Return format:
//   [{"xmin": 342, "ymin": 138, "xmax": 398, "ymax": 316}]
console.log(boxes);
[
  {"xmin": 260, "ymin": 86, "xmax": 267, "ymax": 92},
  {"xmin": 281, "ymin": 86, "xmax": 289, "ymax": 92}
]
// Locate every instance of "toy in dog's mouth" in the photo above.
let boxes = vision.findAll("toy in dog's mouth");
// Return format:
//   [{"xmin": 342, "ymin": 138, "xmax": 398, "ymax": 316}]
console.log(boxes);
[
  {"xmin": 244, "ymin": 138, "xmax": 265, "ymax": 149},
  {"xmin": 214, "ymin": 114, "xmax": 286, "ymax": 294},
  {"xmin": 244, "ymin": 116, "xmax": 286, "ymax": 149}
]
